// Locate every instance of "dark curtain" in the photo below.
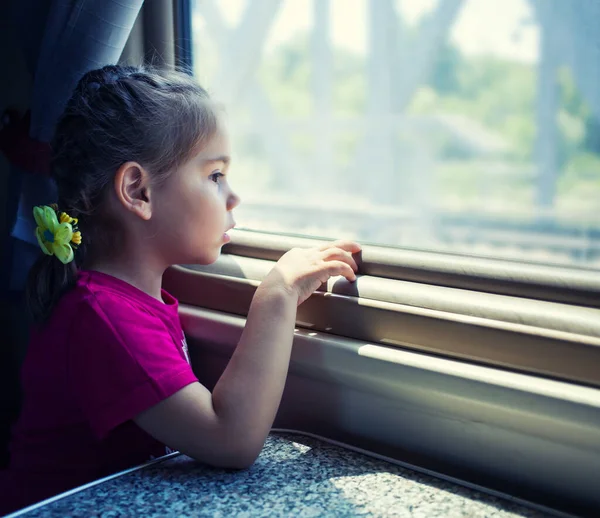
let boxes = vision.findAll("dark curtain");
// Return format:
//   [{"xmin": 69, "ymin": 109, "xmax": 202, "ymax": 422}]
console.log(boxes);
[{"xmin": 1, "ymin": 0, "xmax": 144, "ymax": 467}]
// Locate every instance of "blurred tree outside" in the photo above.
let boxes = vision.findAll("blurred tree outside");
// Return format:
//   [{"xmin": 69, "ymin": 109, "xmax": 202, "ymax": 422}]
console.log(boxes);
[
  {"xmin": 194, "ymin": 0, "xmax": 600, "ymax": 242},
  {"xmin": 193, "ymin": 4, "xmax": 600, "ymax": 218}
]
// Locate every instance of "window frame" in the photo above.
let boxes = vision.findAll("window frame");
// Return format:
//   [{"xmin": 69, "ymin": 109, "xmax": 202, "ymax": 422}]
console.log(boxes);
[
  {"xmin": 163, "ymin": 228, "xmax": 600, "ymax": 389},
  {"xmin": 176, "ymin": 5, "xmax": 600, "ymax": 512},
  {"xmin": 223, "ymin": 229, "xmax": 600, "ymax": 307}
]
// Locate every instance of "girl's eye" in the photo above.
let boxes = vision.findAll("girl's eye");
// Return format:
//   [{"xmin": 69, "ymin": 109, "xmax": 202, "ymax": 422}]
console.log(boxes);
[{"xmin": 210, "ymin": 172, "xmax": 224, "ymax": 184}]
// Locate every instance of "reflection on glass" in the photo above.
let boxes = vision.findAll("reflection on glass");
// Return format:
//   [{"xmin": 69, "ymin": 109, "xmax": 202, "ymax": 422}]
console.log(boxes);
[{"xmin": 191, "ymin": 0, "xmax": 600, "ymax": 269}]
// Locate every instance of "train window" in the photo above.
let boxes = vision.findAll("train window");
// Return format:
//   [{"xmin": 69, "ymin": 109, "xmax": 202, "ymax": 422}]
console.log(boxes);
[{"xmin": 190, "ymin": 0, "xmax": 600, "ymax": 269}]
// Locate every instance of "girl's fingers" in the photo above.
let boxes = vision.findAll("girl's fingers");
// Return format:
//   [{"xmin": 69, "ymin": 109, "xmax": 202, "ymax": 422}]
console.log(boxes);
[
  {"xmin": 318, "ymin": 240, "xmax": 361, "ymax": 254},
  {"xmin": 320, "ymin": 247, "xmax": 359, "ymax": 272},
  {"xmin": 325, "ymin": 261, "xmax": 357, "ymax": 282}
]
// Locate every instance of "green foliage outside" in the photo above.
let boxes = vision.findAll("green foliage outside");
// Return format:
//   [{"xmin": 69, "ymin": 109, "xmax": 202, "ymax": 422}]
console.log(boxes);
[
  {"xmin": 255, "ymin": 31, "xmax": 599, "ymax": 211},
  {"xmin": 194, "ymin": 20, "xmax": 599, "ymax": 216}
]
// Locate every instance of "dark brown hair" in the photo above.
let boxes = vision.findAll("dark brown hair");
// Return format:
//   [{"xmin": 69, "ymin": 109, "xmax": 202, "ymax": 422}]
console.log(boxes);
[{"xmin": 26, "ymin": 65, "xmax": 218, "ymax": 324}]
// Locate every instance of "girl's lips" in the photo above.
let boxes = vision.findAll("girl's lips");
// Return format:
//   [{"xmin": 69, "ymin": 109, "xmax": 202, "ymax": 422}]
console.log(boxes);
[{"xmin": 223, "ymin": 223, "xmax": 235, "ymax": 243}]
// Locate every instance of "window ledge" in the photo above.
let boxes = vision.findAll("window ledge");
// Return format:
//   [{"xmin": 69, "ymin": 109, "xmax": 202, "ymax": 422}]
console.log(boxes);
[
  {"xmin": 164, "ymin": 254, "xmax": 600, "ymax": 387},
  {"xmin": 223, "ymin": 229, "xmax": 600, "ymax": 308}
]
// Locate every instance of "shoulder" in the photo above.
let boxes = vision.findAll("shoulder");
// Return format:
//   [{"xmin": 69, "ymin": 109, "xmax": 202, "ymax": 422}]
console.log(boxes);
[
  {"xmin": 63, "ymin": 273, "xmax": 190, "ymax": 386},
  {"xmin": 66, "ymin": 271, "xmax": 179, "ymax": 351},
  {"xmin": 59, "ymin": 275, "xmax": 195, "ymax": 440}
]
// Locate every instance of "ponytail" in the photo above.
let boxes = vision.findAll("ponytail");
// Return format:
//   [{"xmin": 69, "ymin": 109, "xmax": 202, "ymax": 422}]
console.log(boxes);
[
  {"xmin": 25, "ymin": 204, "xmax": 85, "ymax": 325},
  {"xmin": 26, "ymin": 254, "xmax": 78, "ymax": 325}
]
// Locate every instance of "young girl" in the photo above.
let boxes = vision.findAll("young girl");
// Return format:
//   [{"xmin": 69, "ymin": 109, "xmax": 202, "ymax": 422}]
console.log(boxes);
[{"xmin": 0, "ymin": 65, "xmax": 360, "ymax": 514}]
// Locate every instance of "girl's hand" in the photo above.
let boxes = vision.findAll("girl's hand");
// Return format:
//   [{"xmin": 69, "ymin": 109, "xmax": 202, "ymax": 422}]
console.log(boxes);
[{"xmin": 260, "ymin": 240, "xmax": 361, "ymax": 305}]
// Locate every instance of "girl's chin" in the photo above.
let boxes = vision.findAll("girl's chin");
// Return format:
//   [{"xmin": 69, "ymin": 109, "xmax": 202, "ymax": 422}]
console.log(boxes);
[
  {"xmin": 180, "ymin": 236, "xmax": 228, "ymax": 265},
  {"xmin": 184, "ymin": 249, "xmax": 221, "ymax": 266}
]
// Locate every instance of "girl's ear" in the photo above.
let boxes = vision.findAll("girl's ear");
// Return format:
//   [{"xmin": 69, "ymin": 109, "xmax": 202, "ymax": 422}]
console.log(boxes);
[{"xmin": 114, "ymin": 161, "xmax": 153, "ymax": 221}]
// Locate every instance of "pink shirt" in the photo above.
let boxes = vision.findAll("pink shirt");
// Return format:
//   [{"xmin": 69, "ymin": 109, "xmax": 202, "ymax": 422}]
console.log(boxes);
[{"xmin": 0, "ymin": 271, "xmax": 198, "ymax": 514}]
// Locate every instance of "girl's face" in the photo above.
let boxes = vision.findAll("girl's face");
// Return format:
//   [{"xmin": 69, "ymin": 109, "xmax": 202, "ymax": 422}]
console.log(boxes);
[{"xmin": 152, "ymin": 128, "xmax": 240, "ymax": 266}]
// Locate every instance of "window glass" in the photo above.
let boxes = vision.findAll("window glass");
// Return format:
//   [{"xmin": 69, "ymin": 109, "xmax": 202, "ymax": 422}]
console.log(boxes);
[{"xmin": 191, "ymin": 0, "xmax": 600, "ymax": 269}]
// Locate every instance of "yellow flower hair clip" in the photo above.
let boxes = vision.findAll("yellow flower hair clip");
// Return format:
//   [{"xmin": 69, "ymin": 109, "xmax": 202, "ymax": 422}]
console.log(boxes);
[{"xmin": 33, "ymin": 205, "xmax": 82, "ymax": 264}]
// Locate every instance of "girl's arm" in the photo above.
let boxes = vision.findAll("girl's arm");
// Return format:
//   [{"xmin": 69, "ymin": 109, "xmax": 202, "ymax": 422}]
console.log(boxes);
[{"xmin": 134, "ymin": 241, "xmax": 360, "ymax": 468}]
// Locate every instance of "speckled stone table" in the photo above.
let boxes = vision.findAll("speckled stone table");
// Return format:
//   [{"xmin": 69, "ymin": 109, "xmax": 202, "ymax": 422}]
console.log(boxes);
[{"xmin": 16, "ymin": 432, "xmax": 557, "ymax": 517}]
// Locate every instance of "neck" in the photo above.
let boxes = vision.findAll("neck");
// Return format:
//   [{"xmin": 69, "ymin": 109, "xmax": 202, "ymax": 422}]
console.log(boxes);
[{"xmin": 85, "ymin": 250, "xmax": 166, "ymax": 301}]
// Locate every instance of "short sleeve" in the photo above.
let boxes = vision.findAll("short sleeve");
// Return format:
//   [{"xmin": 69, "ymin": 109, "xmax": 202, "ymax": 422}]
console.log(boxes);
[{"xmin": 68, "ymin": 293, "xmax": 198, "ymax": 439}]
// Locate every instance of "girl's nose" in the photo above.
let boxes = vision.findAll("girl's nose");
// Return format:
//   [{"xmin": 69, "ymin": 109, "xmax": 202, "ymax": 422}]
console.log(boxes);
[{"xmin": 227, "ymin": 190, "xmax": 241, "ymax": 211}]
